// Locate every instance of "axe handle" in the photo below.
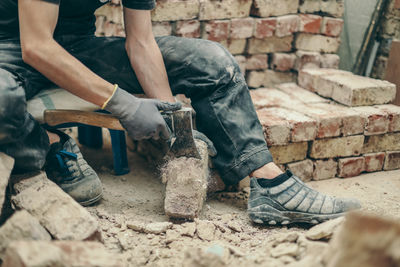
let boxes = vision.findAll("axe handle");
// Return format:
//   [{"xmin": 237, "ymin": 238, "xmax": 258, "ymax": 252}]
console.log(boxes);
[{"xmin": 44, "ymin": 110, "xmax": 124, "ymax": 131}]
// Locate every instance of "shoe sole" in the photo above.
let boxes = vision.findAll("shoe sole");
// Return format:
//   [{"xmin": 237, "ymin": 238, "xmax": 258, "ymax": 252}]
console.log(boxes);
[
  {"xmin": 78, "ymin": 192, "xmax": 103, "ymax": 207},
  {"xmin": 248, "ymin": 204, "xmax": 346, "ymax": 225}
]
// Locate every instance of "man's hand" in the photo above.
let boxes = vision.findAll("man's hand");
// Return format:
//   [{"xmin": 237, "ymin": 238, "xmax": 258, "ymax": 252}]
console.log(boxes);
[{"xmin": 104, "ymin": 87, "xmax": 181, "ymax": 140}]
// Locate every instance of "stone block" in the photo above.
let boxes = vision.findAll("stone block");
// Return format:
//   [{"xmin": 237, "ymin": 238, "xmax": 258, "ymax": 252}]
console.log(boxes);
[
  {"xmin": 230, "ymin": 18, "xmax": 254, "ymax": 39},
  {"xmin": 298, "ymin": 14, "xmax": 322, "ymax": 34},
  {"xmin": 338, "ymin": 157, "xmax": 365, "ymax": 178},
  {"xmin": 295, "ymin": 33, "xmax": 341, "ymax": 53},
  {"xmin": 269, "ymin": 142, "xmax": 308, "ymax": 164},
  {"xmin": 256, "ymin": 108, "xmax": 291, "ymax": 146},
  {"xmin": 176, "ymin": 20, "xmax": 201, "ymax": 38},
  {"xmin": 364, "ymin": 152, "xmax": 385, "ymax": 172},
  {"xmin": 310, "ymin": 135, "xmax": 365, "ymax": 159},
  {"xmin": 248, "ymin": 35, "xmax": 293, "ymax": 54},
  {"xmin": 11, "ymin": 172, "xmax": 100, "ymax": 241},
  {"xmin": 276, "ymin": 15, "xmax": 299, "ymax": 37},
  {"xmin": 199, "ymin": 0, "xmax": 252, "ymax": 20},
  {"xmin": 295, "ymin": 50, "xmax": 321, "ymax": 70},
  {"xmin": 250, "ymin": 88, "xmax": 302, "ymax": 109},
  {"xmin": 313, "ymin": 159, "xmax": 338, "ymax": 180},
  {"xmin": 246, "ymin": 54, "xmax": 269, "ymax": 70},
  {"xmin": 151, "ymin": 0, "xmax": 199, "ymax": 21},
  {"xmin": 299, "ymin": 0, "xmax": 320, "ymax": 13},
  {"xmin": 0, "ymin": 153, "xmax": 14, "ymax": 218},
  {"xmin": 251, "ymin": 0, "xmax": 299, "ymax": 17},
  {"xmin": 276, "ymin": 83, "xmax": 329, "ymax": 105},
  {"xmin": 0, "ymin": 210, "xmax": 51, "ymax": 259},
  {"xmin": 287, "ymin": 160, "xmax": 313, "ymax": 182},
  {"xmin": 321, "ymin": 17, "xmax": 344, "ymax": 37},
  {"xmin": 271, "ymin": 53, "xmax": 296, "ymax": 71},
  {"xmin": 152, "ymin": 21, "xmax": 172, "ymax": 37},
  {"xmin": 2, "ymin": 241, "xmax": 123, "ymax": 267},
  {"xmin": 247, "ymin": 70, "xmax": 295, "ymax": 88},
  {"xmin": 363, "ymin": 133, "xmax": 400, "ymax": 154},
  {"xmin": 352, "ymin": 106, "xmax": 389, "ymax": 135},
  {"xmin": 375, "ymin": 104, "xmax": 400, "ymax": 132},
  {"xmin": 254, "ymin": 18, "xmax": 276, "ymax": 38},
  {"xmin": 203, "ymin": 20, "xmax": 230, "ymax": 41},
  {"xmin": 320, "ymin": 0, "xmax": 345, "ymax": 18},
  {"xmin": 320, "ymin": 54, "xmax": 340, "ymax": 69},
  {"xmin": 384, "ymin": 151, "xmax": 400, "ymax": 170}
]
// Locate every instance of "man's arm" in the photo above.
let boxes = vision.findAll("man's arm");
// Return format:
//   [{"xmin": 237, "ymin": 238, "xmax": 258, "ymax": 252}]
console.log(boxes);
[
  {"xmin": 18, "ymin": 0, "xmax": 114, "ymax": 107},
  {"xmin": 123, "ymin": 8, "xmax": 175, "ymax": 102}
]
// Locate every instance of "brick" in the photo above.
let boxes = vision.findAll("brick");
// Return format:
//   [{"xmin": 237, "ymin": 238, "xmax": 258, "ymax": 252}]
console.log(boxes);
[
  {"xmin": 362, "ymin": 133, "xmax": 400, "ymax": 154},
  {"xmin": 296, "ymin": 33, "xmax": 341, "ymax": 53},
  {"xmin": 250, "ymin": 88, "xmax": 302, "ymax": 109},
  {"xmin": 152, "ymin": 21, "xmax": 172, "ymax": 37},
  {"xmin": 298, "ymin": 68, "xmax": 350, "ymax": 95},
  {"xmin": 320, "ymin": 54, "xmax": 340, "ymax": 69},
  {"xmin": 254, "ymin": 18, "xmax": 276, "ymax": 38},
  {"xmin": 95, "ymin": 16, "xmax": 106, "ymax": 36},
  {"xmin": 299, "ymin": 0, "xmax": 320, "ymax": 13},
  {"xmin": 3, "ymin": 241, "xmax": 123, "ymax": 267},
  {"xmin": 295, "ymin": 50, "xmax": 321, "ymax": 70},
  {"xmin": 0, "ymin": 210, "xmax": 51, "ymax": 259},
  {"xmin": 276, "ymin": 15, "xmax": 299, "ymax": 37},
  {"xmin": 298, "ymin": 14, "xmax": 322, "ymax": 34},
  {"xmin": 364, "ymin": 152, "xmax": 385, "ymax": 172},
  {"xmin": 251, "ymin": 0, "xmax": 299, "ymax": 17},
  {"xmin": 0, "ymin": 153, "xmax": 14, "ymax": 218},
  {"xmin": 257, "ymin": 108, "xmax": 291, "ymax": 146},
  {"xmin": 396, "ymin": 0, "xmax": 400, "ymax": 9},
  {"xmin": 248, "ymin": 36, "xmax": 293, "ymax": 54},
  {"xmin": 321, "ymin": 17, "xmax": 344, "ymax": 37},
  {"xmin": 151, "ymin": 0, "xmax": 199, "ymax": 21},
  {"xmin": 203, "ymin": 20, "xmax": 230, "ymax": 41},
  {"xmin": 271, "ymin": 53, "xmax": 296, "ymax": 71},
  {"xmin": 276, "ymin": 83, "xmax": 329, "ymax": 104},
  {"xmin": 230, "ymin": 18, "xmax": 254, "ymax": 39},
  {"xmin": 224, "ymin": 39, "xmax": 247, "ymax": 55},
  {"xmin": 11, "ymin": 172, "xmax": 100, "ymax": 241},
  {"xmin": 247, "ymin": 70, "xmax": 295, "ymax": 87},
  {"xmin": 246, "ymin": 54, "xmax": 269, "ymax": 70},
  {"xmin": 269, "ymin": 142, "xmax": 308, "ymax": 164},
  {"xmin": 247, "ymin": 71, "xmax": 265, "ymax": 88},
  {"xmin": 234, "ymin": 55, "xmax": 246, "ymax": 74},
  {"xmin": 384, "ymin": 151, "xmax": 400, "ymax": 170},
  {"xmin": 374, "ymin": 104, "xmax": 400, "ymax": 132},
  {"xmin": 95, "ymin": 4, "xmax": 123, "ymax": 25},
  {"xmin": 320, "ymin": 0, "xmax": 345, "ymax": 18},
  {"xmin": 310, "ymin": 135, "xmax": 365, "ymax": 159},
  {"xmin": 287, "ymin": 160, "xmax": 313, "ymax": 182},
  {"xmin": 176, "ymin": 20, "xmax": 201, "ymax": 38},
  {"xmin": 338, "ymin": 157, "xmax": 365, "ymax": 178},
  {"xmin": 199, "ymin": 0, "xmax": 252, "ymax": 20},
  {"xmin": 313, "ymin": 159, "xmax": 338, "ymax": 180},
  {"xmin": 352, "ymin": 106, "xmax": 389, "ymax": 135}
]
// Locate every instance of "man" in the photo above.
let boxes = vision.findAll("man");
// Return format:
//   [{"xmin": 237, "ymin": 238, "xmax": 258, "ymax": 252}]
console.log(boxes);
[{"xmin": 0, "ymin": 0, "xmax": 360, "ymax": 224}]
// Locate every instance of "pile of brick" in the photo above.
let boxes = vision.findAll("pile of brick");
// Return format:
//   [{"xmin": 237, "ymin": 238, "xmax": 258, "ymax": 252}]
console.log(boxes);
[
  {"xmin": 251, "ymin": 68, "xmax": 399, "ymax": 181},
  {"xmin": 95, "ymin": 0, "xmax": 344, "ymax": 87}
]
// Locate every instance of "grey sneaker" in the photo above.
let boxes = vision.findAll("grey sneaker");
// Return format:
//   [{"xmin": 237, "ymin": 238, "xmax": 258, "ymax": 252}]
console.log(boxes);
[
  {"xmin": 45, "ymin": 130, "xmax": 103, "ymax": 206},
  {"xmin": 248, "ymin": 171, "xmax": 361, "ymax": 225}
]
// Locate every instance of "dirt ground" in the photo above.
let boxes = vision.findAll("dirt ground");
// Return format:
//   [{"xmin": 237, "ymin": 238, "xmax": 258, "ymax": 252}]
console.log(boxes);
[{"xmin": 80, "ymin": 136, "xmax": 400, "ymax": 267}]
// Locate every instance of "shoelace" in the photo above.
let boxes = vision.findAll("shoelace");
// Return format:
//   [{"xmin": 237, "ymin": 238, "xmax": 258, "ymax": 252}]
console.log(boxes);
[{"xmin": 55, "ymin": 150, "xmax": 78, "ymax": 181}]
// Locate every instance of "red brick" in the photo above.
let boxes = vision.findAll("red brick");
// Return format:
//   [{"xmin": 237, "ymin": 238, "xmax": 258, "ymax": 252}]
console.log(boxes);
[
  {"xmin": 203, "ymin": 20, "xmax": 230, "ymax": 41},
  {"xmin": 352, "ymin": 106, "xmax": 389, "ymax": 136},
  {"xmin": 256, "ymin": 108, "xmax": 291, "ymax": 146},
  {"xmin": 320, "ymin": 54, "xmax": 340, "ymax": 69},
  {"xmin": 298, "ymin": 14, "xmax": 322, "ymax": 34},
  {"xmin": 234, "ymin": 55, "xmax": 246, "ymax": 74},
  {"xmin": 313, "ymin": 159, "xmax": 338, "ymax": 180},
  {"xmin": 276, "ymin": 15, "xmax": 299, "ymax": 37},
  {"xmin": 250, "ymin": 88, "xmax": 302, "ymax": 109},
  {"xmin": 374, "ymin": 104, "xmax": 400, "ymax": 132},
  {"xmin": 230, "ymin": 18, "xmax": 254, "ymax": 39},
  {"xmin": 395, "ymin": 0, "xmax": 400, "ymax": 9},
  {"xmin": 384, "ymin": 151, "xmax": 400, "ymax": 170},
  {"xmin": 364, "ymin": 152, "xmax": 385, "ymax": 172},
  {"xmin": 271, "ymin": 53, "xmax": 296, "ymax": 71},
  {"xmin": 254, "ymin": 18, "xmax": 276, "ymax": 38},
  {"xmin": 276, "ymin": 83, "xmax": 329, "ymax": 105},
  {"xmin": 338, "ymin": 157, "xmax": 365, "ymax": 178},
  {"xmin": 295, "ymin": 50, "xmax": 321, "ymax": 70},
  {"xmin": 246, "ymin": 54, "xmax": 269, "ymax": 70},
  {"xmin": 287, "ymin": 160, "xmax": 313, "ymax": 182},
  {"xmin": 176, "ymin": 20, "xmax": 200, "ymax": 38},
  {"xmin": 152, "ymin": 21, "xmax": 172, "ymax": 37},
  {"xmin": 321, "ymin": 17, "xmax": 344, "ymax": 37}
]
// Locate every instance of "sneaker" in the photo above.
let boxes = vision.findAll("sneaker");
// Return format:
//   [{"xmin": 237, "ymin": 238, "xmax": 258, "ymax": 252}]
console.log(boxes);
[
  {"xmin": 45, "ymin": 130, "xmax": 103, "ymax": 206},
  {"xmin": 248, "ymin": 171, "xmax": 361, "ymax": 225}
]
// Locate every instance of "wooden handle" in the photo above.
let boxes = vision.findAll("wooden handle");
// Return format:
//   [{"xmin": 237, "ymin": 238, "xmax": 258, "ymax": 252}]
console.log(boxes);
[{"xmin": 44, "ymin": 110, "xmax": 124, "ymax": 131}]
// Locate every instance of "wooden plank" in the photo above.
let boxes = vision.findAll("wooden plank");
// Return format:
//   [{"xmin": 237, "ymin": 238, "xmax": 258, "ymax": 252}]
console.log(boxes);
[{"xmin": 385, "ymin": 40, "xmax": 400, "ymax": 106}]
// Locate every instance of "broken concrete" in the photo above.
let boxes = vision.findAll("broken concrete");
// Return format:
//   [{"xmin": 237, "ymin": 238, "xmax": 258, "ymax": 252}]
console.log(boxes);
[
  {"xmin": 0, "ymin": 153, "xmax": 14, "ymax": 219},
  {"xmin": 11, "ymin": 172, "xmax": 100, "ymax": 241}
]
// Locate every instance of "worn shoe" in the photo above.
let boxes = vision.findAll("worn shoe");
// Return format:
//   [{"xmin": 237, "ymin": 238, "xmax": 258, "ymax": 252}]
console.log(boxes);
[
  {"xmin": 248, "ymin": 171, "xmax": 361, "ymax": 225},
  {"xmin": 45, "ymin": 130, "xmax": 103, "ymax": 206}
]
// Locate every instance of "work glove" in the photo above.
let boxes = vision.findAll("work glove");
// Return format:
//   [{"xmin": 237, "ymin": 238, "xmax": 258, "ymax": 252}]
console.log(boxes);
[
  {"xmin": 192, "ymin": 130, "xmax": 217, "ymax": 157},
  {"xmin": 103, "ymin": 86, "xmax": 182, "ymax": 140}
]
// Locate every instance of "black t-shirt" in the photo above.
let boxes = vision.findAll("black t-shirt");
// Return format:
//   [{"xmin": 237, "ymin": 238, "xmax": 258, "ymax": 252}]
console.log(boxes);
[{"xmin": 0, "ymin": 0, "xmax": 155, "ymax": 41}]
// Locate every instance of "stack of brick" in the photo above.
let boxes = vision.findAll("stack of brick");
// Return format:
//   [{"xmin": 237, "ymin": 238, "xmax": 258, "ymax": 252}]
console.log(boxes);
[
  {"xmin": 251, "ymin": 68, "xmax": 399, "ymax": 181},
  {"xmin": 94, "ymin": 0, "xmax": 344, "ymax": 87}
]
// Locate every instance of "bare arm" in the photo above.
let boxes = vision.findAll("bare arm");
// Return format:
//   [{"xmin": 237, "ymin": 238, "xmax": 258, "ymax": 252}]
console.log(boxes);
[
  {"xmin": 123, "ymin": 8, "xmax": 174, "ymax": 102},
  {"xmin": 18, "ymin": 0, "xmax": 114, "ymax": 107}
]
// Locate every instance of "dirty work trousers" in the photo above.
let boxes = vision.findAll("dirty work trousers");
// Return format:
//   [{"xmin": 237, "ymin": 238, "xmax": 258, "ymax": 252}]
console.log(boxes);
[{"xmin": 0, "ymin": 35, "xmax": 273, "ymax": 185}]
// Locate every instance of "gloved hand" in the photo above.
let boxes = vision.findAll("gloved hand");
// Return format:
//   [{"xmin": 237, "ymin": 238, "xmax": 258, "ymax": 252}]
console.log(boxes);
[
  {"xmin": 103, "ymin": 86, "xmax": 182, "ymax": 140},
  {"xmin": 193, "ymin": 130, "xmax": 217, "ymax": 157}
]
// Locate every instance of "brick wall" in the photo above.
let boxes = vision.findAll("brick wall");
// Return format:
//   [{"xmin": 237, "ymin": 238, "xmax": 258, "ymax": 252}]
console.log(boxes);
[{"xmin": 95, "ymin": 0, "xmax": 344, "ymax": 87}]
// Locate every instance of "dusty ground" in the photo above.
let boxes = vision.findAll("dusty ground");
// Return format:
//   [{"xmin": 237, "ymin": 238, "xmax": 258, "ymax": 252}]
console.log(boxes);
[{"xmin": 80, "ymin": 136, "xmax": 400, "ymax": 266}]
